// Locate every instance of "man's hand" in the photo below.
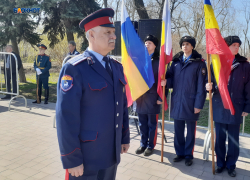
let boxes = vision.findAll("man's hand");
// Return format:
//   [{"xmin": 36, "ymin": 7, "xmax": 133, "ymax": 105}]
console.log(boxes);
[
  {"xmin": 242, "ymin": 112, "xmax": 248, "ymax": 117},
  {"xmin": 194, "ymin": 108, "xmax": 201, "ymax": 114},
  {"xmin": 68, "ymin": 164, "xmax": 84, "ymax": 177},
  {"xmin": 121, "ymin": 144, "xmax": 130, "ymax": 154},
  {"xmin": 206, "ymin": 83, "xmax": 213, "ymax": 91},
  {"xmin": 161, "ymin": 79, "xmax": 167, "ymax": 86},
  {"xmin": 157, "ymin": 100, "xmax": 162, "ymax": 105}
]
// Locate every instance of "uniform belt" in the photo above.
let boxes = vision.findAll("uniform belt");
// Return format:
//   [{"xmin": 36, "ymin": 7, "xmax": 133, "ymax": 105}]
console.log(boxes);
[{"xmin": 38, "ymin": 67, "xmax": 45, "ymax": 70}]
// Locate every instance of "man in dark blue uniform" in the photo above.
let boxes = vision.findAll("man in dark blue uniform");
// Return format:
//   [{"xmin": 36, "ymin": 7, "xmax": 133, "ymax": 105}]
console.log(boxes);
[
  {"xmin": 33, "ymin": 44, "xmax": 51, "ymax": 104},
  {"xmin": 206, "ymin": 36, "xmax": 250, "ymax": 177},
  {"xmin": 56, "ymin": 8, "xmax": 130, "ymax": 180},
  {"xmin": 67, "ymin": 41, "xmax": 80, "ymax": 56},
  {"xmin": 135, "ymin": 35, "xmax": 162, "ymax": 156},
  {"xmin": 162, "ymin": 36, "xmax": 207, "ymax": 166},
  {"xmin": 65, "ymin": 41, "xmax": 81, "ymax": 63}
]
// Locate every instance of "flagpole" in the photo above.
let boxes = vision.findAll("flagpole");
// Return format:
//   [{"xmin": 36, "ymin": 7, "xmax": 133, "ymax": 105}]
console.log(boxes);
[
  {"xmin": 207, "ymin": 53, "xmax": 215, "ymax": 174},
  {"xmin": 161, "ymin": 83, "xmax": 165, "ymax": 162}
]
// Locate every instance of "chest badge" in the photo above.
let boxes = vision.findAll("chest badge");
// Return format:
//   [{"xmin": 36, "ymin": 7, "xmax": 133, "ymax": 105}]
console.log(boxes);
[{"xmin": 202, "ymin": 68, "xmax": 206, "ymax": 75}]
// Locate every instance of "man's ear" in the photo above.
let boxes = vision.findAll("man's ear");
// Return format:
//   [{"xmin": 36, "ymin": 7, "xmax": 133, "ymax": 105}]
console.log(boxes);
[{"xmin": 89, "ymin": 30, "xmax": 95, "ymax": 40}]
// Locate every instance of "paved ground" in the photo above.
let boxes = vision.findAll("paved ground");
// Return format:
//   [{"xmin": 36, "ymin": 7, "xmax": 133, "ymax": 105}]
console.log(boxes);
[{"xmin": 1, "ymin": 95, "xmax": 250, "ymax": 180}]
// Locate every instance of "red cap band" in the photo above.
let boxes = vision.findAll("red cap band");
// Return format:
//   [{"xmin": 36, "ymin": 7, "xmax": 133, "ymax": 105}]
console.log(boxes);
[
  {"xmin": 39, "ymin": 46, "xmax": 46, "ymax": 50},
  {"xmin": 84, "ymin": 16, "xmax": 113, "ymax": 32}
]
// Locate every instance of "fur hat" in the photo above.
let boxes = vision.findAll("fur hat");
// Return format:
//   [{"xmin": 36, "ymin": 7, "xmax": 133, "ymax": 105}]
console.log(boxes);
[
  {"xmin": 144, "ymin": 34, "xmax": 159, "ymax": 47},
  {"xmin": 179, "ymin": 36, "xmax": 196, "ymax": 48},
  {"xmin": 224, "ymin": 36, "xmax": 242, "ymax": 47}
]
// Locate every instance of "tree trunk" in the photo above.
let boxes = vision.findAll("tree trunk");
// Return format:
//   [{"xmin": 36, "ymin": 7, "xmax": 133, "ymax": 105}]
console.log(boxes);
[
  {"xmin": 104, "ymin": 0, "xmax": 108, "ymax": 8},
  {"xmin": 11, "ymin": 38, "xmax": 26, "ymax": 83},
  {"xmin": 159, "ymin": 0, "xmax": 165, "ymax": 19},
  {"xmin": 63, "ymin": 19, "xmax": 74, "ymax": 42},
  {"xmin": 133, "ymin": 0, "xmax": 149, "ymax": 19},
  {"xmin": 66, "ymin": 31, "xmax": 74, "ymax": 42}
]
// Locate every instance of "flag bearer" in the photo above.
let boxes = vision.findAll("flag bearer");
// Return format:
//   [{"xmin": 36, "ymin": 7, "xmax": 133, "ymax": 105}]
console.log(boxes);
[
  {"xmin": 135, "ymin": 35, "xmax": 162, "ymax": 156},
  {"xmin": 206, "ymin": 36, "xmax": 250, "ymax": 177}
]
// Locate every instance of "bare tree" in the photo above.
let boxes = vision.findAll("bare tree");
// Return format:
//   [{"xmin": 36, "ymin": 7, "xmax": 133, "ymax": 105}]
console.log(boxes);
[
  {"xmin": 242, "ymin": 1, "xmax": 250, "ymax": 56},
  {"xmin": 133, "ymin": 0, "xmax": 149, "ymax": 19},
  {"xmin": 104, "ymin": 0, "xmax": 108, "ymax": 7}
]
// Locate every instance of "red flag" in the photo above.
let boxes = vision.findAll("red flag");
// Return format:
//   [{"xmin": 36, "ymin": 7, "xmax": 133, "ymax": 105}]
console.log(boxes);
[
  {"xmin": 204, "ymin": 0, "xmax": 235, "ymax": 115},
  {"xmin": 157, "ymin": 0, "xmax": 172, "ymax": 111}
]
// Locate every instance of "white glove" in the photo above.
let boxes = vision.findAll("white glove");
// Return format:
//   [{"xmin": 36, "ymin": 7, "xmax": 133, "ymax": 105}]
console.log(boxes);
[{"xmin": 36, "ymin": 68, "xmax": 42, "ymax": 75}]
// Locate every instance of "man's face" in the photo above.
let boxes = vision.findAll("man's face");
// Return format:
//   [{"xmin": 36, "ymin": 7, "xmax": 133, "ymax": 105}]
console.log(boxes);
[
  {"xmin": 68, "ymin": 44, "xmax": 75, "ymax": 53},
  {"xmin": 145, "ymin": 41, "xmax": 156, "ymax": 54},
  {"xmin": 39, "ymin": 48, "xmax": 46, "ymax": 54},
  {"xmin": 5, "ymin": 46, "xmax": 12, "ymax": 53},
  {"xmin": 91, "ymin": 26, "xmax": 116, "ymax": 53},
  {"xmin": 229, "ymin": 43, "xmax": 240, "ymax": 55},
  {"xmin": 182, "ymin": 42, "xmax": 193, "ymax": 54}
]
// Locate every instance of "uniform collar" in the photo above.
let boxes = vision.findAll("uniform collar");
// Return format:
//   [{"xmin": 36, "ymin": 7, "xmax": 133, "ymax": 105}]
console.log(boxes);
[
  {"xmin": 39, "ymin": 53, "xmax": 45, "ymax": 56},
  {"xmin": 150, "ymin": 53, "xmax": 154, "ymax": 61},
  {"xmin": 182, "ymin": 54, "xmax": 192, "ymax": 63},
  {"xmin": 69, "ymin": 49, "xmax": 77, "ymax": 55},
  {"xmin": 87, "ymin": 47, "xmax": 108, "ymax": 63}
]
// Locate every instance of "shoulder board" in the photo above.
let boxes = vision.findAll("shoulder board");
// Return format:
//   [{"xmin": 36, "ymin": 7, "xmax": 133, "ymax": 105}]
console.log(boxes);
[
  {"xmin": 110, "ymin": 57, "xmax": 122, "ymax": 64},
  {"xmin": 68, "ymin": 54, "xmax": 88, "ymax": 66},
  {"xmin": 45, "ymin": 54, "xmax": 50, "ymax": 57},
  {"xmin": 201, "ymin": 58, "xmax": 206, "ymax": 62}
]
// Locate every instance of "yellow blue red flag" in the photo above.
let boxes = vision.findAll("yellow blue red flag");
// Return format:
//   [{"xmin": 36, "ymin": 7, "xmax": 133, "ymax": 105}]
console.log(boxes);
[{"xmin": 121, "ymin": 0, "xmax": 154, "ymax": 107}]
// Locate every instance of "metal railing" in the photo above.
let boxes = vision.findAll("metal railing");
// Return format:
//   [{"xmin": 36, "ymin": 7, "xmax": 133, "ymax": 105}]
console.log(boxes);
[{"xmin": 0, "ymin": 52, "xmax": 27, "ymax": 110}]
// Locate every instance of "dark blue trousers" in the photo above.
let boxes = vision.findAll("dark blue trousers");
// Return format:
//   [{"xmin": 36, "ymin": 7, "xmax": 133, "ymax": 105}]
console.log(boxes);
[
  {"xmin": 174, "ymin": 120, "xmax": 197, "ymax": 159},
  {"xmin": 67, "ymin": 164, "xmax": 117, "ymax": 180},
  {"xmin": 215, "ymin": 122, "xmax": 240, "ymax": 170},
  {"xmin": 38, "ymin": 77, "xmax": 49, "ymax": 89},
  {"xmin": 138, "ymin": 114, "xmax": 158, "ymax": 149}
]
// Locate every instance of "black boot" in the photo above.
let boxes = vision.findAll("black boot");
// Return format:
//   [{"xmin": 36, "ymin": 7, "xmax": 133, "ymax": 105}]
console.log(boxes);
[
  {"xmin": 33, "ymin": 89, "xmax": 41, "ymax": 103},
  {"xmin": 44, "ymin": 88, "xmax": 49, "ymax": 104},
  {"xmin": 1, "ymin": 95, "xmax": 11, "ymax": 100},
  {"xmin": 135, "ymin": 147, "xmax": 146, "ymax": 154},
  {"xmin": 173, "ymin": 155, "xmax": 185, "ymax": 162}
]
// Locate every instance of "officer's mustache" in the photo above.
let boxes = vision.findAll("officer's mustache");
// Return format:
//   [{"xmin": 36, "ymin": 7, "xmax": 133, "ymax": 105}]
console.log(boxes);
[{"xmin": 109, "ymin": 39, "xmax": 115, "ymax": 43}]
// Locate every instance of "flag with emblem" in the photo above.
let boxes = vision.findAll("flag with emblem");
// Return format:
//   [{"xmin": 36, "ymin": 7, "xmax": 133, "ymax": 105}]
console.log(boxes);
[
  {"xmin": 121, "ymin": 0, "xmax": 154, "ymax": 107},
  {"xmin": 204, "ymin": 0, "xmax": 235, "ymax": 115},
  {"xmin": 157, "ymin": 0, "xmax": 173, "ymax": 111}
]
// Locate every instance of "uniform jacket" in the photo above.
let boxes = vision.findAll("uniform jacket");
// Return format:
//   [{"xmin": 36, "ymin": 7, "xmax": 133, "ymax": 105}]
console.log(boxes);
[
  {"xmin": 65, "ymin": 50, "xmax": 80, "ymax": 63},
  {"xmin": 56, "ymin": 50, "xmax": 130, "ymax": 171},
  {"xmin": 33, "ymin": 54, "xmax": 51, "ymax": 78},
  {"xmin": 67, "ymin": 49, "xmax": 80, "ymax": 56},
  {"xmin": 4, "ymin": 52, "xmax": 22, "ymax": 73},
  {"xmin": 210, "ymin": 54, "xmax": 250, "ymax": 124},
  {"xmin": 165, "ymin": 50, "xmax": 207, "ymax": 121},
  {"xmin": 136, "ymin": 52, "xmax": 161, "ymax": 114}
]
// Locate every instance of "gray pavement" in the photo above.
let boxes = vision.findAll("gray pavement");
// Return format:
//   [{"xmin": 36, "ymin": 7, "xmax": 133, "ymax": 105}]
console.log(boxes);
[{"xmin": 0, "ymin": 95, "xmax": 250, "ymax": 180}]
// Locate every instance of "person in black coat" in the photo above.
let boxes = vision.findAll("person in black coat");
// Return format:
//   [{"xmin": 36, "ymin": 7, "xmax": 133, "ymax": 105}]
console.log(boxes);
[
  {"xmin": 135, "ymin": 35, "xmax": 162, "ymax": 156},
  {"xmin": 1, "ymin": 45, "xmax": 22, "ymax": 100},
  {"xmin": 206, "ymin": 36, "xmax": 250, "ymax": 177},
  {"xmin": 161, "ymin": 36, "xmax": 207, "ymax": 166}
]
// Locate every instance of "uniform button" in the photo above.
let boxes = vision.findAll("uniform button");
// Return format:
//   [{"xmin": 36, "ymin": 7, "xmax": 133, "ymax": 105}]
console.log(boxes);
[
  {"xmin": 117, "ymin": 102, "xmax": 118, "ymax": 105},
  {"xmin": 117, "ymin": 113, "xmax": 119, "ymax": 117},
  {"xmin": 116, "ymin": 124, "xmax": 118, "ymax": 128}
]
